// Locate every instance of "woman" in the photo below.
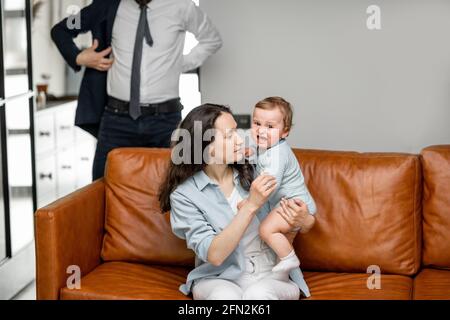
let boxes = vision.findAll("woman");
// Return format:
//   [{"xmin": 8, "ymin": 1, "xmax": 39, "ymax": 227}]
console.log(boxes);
[{"xmin": 159, "ymin": 104, "xmax": 316, "ymax": 300}]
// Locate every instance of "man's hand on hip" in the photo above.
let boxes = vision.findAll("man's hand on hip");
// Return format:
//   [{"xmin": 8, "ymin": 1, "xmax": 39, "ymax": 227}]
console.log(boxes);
[{"xmin": 76, "ymin": 39, "xmax": 114, "ymax": 72}]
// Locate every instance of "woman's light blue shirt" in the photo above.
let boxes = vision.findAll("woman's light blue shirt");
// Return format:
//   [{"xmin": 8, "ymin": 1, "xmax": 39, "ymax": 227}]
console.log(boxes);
[{"xmin": 169, "ymin": 168, "xmax": 313, "ymax": 298}]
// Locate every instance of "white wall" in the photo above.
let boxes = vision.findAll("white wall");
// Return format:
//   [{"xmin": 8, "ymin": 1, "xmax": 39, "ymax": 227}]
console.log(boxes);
[{"xmin": 200, "ymin": 0, "xmax": 450, "ymax": 153}]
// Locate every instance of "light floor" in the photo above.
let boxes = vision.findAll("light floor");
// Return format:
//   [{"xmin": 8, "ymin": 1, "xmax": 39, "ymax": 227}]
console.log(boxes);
[{"xmin": 12, "ymin": 280, "xmax": 36, "ymax": 300}]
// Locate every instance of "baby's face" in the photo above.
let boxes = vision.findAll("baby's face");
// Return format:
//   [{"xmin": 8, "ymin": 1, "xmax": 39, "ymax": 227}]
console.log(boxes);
[{"xmin": 251, "ymin": 107, "xmax": 289, "ymax": 149}]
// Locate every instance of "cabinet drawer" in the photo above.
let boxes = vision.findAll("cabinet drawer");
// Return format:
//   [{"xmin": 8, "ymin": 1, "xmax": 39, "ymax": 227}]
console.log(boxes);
[
  {"xmin": 36, "ymin": 154, "xmax": 57, "ymax": 202},
  {"xmin": 75, "ymin": 141, "xmax": 96, "ymax": 188},
  {"xmin": 35, "ymin": 113, "xmax": 55, "ymax": 155},
  {"xmin": 57, "ymin": 147, "xmax": 76, "ymax": 198},
  {"xmin": 55, "ymin": 107, "xmax": 75, "ymax": 148}
]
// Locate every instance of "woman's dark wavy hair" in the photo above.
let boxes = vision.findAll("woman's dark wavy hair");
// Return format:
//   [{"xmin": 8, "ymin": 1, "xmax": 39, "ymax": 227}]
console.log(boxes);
[{"xmin": 159, "ymin": 104, "xmax": 254, "ymax": 212}]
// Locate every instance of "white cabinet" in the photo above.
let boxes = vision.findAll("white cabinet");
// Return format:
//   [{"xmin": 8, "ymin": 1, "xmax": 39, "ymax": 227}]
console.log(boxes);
[
  {"xmin": 35, "ymin": 101, "xmax": 97, "ymax": 208},
  {"xmin": 75, "ymin": 141, "xmax": 96, "ymax": 189},
  {"xmin": 35, "ymin": 112, "xmax": 56, "ymax": 155},
  {"xmin": 56, "ymin": 146, "xmax": 76, "ymax": 198},
  {"xmin": 55, "ymin": 106, "xmax": 76, "ymax": 148},
  {"xmin": 36, "ymin": 153, "xmax": 57, "ymax": 208}
]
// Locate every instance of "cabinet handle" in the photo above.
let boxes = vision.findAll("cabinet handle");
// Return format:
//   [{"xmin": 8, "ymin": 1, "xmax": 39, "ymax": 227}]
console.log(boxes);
[
  {"xmin": 61, "ymin": 165, "xmax": 72, "ymax": 170},
  {"xmin": 39, "ymin": 131, "xmax": 51, "ymax": 137},
  {"xmin": 39, "ymin": 173, "xmax": 53, "ymax": 180},
  {"xmin": 80, "ymin": 157, "xmax": 90, "ymax": 161},
  {"xmin": 59, "ymin": 125, "xmax": 72, "ymax": 130}
]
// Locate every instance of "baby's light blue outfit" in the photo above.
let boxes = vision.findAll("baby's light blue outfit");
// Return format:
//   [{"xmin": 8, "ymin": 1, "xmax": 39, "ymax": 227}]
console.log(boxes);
[{"xmin": 253, "ymin": 137, "xmax": 317, "ymax": 215}]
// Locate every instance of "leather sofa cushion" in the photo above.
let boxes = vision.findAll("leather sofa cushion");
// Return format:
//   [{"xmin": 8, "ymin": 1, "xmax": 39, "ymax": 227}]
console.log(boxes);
[
  {"xmin": 101, "ymin": 148, "xmax": 195, "ymax": 267},
  {"xmin": 59, "ymin": 263, "xmax": 414, "ymax": 300},
  {"xmin": 60, "ymin": 262, "xmax": 191, "ymax": 300},
  {"xmin": 293, "ymin": 149, "xmax": 422, "ymax": 276},
  {"xmin": 303, "ymin": 271, "xmax": 413, "ymax": 300},
  {"xmin": 421, "ymin": 145, "xmax": 450, "ymax": 268},
  {"xmin": 413, "ymin": 268, "xmax": 450, "ymax": 300}
]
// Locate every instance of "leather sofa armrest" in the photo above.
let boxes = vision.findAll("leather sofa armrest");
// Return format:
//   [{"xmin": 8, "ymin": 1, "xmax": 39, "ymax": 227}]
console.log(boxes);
[{"xmin": 35, "ymin": 179, "xmax": 106, "ymax": 300}]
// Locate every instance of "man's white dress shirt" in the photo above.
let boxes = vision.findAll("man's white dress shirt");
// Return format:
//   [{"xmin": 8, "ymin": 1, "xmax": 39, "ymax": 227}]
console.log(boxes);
[{"xmin": 107, "ymin": 0, "xmax": 222, "ymax": 103}]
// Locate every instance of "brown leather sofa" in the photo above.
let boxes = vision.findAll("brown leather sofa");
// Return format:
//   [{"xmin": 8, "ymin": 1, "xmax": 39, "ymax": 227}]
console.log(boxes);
[{"xmin": 34, "ymin": 145, "xmax": 450, "ymax": 300}]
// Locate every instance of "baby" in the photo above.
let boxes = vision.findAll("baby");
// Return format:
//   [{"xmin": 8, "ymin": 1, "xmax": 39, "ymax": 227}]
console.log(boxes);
[{"xmin": 245, "ymin": 96, "xmax": 317, "ymax": 273}]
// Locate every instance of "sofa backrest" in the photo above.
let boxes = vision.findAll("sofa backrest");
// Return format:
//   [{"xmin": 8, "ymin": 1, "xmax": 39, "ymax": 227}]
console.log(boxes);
[
  {"xmin": 293, "ymin": 149, "xmax": 422, "ymax": 276},
  {"xmin": 101, "ymin": 147, "xmax": 423, "ymax": 276},
  {"xmin": 420, "ymin": 145, "xmax": 450, "ymax": 269},
  {"xmin": 101, "ymin": 148, "xmax": 195, "ymax": 267}
]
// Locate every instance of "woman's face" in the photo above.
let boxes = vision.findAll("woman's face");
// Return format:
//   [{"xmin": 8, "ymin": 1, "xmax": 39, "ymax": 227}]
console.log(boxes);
[{"xmin": 207, "ymin": 112, "xmax": 244, "ymax": 164}]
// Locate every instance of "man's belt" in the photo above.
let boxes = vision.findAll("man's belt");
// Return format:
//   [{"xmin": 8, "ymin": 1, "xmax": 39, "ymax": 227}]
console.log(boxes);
[{"xmin": 106, "ymin": 96, "xmax": 183, "ymax": 115}]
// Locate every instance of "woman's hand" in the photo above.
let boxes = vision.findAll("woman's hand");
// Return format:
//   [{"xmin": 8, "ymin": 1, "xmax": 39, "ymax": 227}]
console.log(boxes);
[
  {"xmin": 246, "ymin": 174, "xmax": 277, "ymax": 212},
  {"xmin": 276, "ymin": 198, "xmax": 316, "ymax": 234}
]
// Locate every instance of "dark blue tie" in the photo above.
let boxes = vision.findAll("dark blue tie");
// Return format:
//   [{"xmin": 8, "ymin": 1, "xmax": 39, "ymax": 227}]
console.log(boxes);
[{"xmin": 129, "ymin": 4, "xmax": 154, "ymax": 120}]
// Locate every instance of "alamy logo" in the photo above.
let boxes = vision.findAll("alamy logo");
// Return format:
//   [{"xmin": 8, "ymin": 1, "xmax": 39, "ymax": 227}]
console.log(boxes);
[
  {"xmin": 66, "ymin": 5, "xmax": 81, "ymax": 30},
  {"xmin": 66, "ymin": 265, "xmax": 81, "ymax": 290},
  {"xmin": 367, "ymin": 5, "xmax": 381, "ymax": 30},
  {"xmin": 367, "ymin": 265, "xmax": 382, "ymax": 290}
]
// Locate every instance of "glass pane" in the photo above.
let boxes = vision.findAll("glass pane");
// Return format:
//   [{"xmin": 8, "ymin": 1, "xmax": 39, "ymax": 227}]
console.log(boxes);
[
  {"xmin": 7, "ymin": 133, "xmax": 34, "ymax": 254},
  {"xmin": 182, "ymin": 0, "xmax": 201, "ymax": 118},
  {"xmin": 5, "ymin": 96, "xmax": 30, "ymax": 130},
  {"xmin": 4, "ymin": 75, "xmax": 29, "ymax": 98},
  {"xmin": 183, "ymin": 0, "xmax": 199, "ymax": 56},
  {"xmin": 184, "ymin": 33, "xmax": 199, "ymax": 56},
  {"xmin": 180, "ymin": 74, "xmax": 201, "ymax": 119},
  {"xmin": 4, "ymin": 16, "xmax": 28, "ymax": 71},
  {"xmin": 0, "ymin": 115, "xmax": 6, "ymax": 261},
  {"xmin": 6, "ymin": 96, "xmax": 33, "ymax": 254},
  {"xmin": 4, "ymin": 0, "xmax": 25, "ymax": 11},
  {"xmin": 0, "ymin": 208, "xmax": 5, "ymax": 261}
]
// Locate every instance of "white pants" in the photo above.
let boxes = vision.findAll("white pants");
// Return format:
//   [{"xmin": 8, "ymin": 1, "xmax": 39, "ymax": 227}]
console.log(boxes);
[{"xmin": 192, "ymin": 249, "xmax": 300, "ymax": 300}]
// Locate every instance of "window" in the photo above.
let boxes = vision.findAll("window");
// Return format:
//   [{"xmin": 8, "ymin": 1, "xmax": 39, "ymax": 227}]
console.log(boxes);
[{"xmin": 180, "ymin": 0, "xmax": 201, "ymax": 119}]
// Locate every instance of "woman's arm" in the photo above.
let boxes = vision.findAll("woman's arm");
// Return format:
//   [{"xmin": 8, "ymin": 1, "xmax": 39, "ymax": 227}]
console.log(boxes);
[
  {"xmin": 207, "ymin": 175, "xmax": 278, "ymax": 266},
  {"xmin": 207, "ymin": 201, "xmax": 258, "ymax": 266}
]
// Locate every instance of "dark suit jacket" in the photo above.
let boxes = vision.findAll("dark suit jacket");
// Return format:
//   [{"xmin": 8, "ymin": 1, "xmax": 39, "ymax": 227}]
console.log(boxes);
[{"xmin": 51, "ymin": 0, "xmax": 121, "ymax": 137}]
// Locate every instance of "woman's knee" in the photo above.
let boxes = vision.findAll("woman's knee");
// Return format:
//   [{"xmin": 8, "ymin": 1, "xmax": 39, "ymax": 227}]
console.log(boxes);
[
  {"xmin": 243, "ymin": 280, "xmax": 300, "ymax": 300},
  {"xmin": 206, "ymin": 288, "xmax": 242, "ymax": 300},
  {"xmin": 193, "ymin": 279, "xmax": 242, "ymax": 300},
  {"xmin": 242, "ymin": 284, "xmax": 277, "ymax": 300}
]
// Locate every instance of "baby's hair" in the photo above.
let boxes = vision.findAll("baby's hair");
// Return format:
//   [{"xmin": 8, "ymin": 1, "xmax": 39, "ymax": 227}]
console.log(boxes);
[{"xmin": 254, "ymin": 96, "xmax": 293, "ymax": 131}]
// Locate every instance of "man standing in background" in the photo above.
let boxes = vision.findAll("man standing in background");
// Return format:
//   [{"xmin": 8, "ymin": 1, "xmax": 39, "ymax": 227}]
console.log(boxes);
[{"xmin": 51, "ymin": 0, "xmax": 222, "ymax": 179}]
